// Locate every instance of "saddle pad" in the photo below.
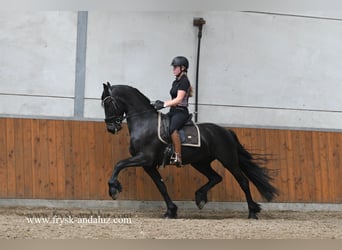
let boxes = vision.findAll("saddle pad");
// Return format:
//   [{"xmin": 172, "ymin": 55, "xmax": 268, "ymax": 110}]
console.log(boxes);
[
  {"xmin": 158, "ymin": 112, "xmax": 201, "ymax": 147},
  {"xmin": 179, "ymin": 124, "xmax": 201, "ymax": 147}
]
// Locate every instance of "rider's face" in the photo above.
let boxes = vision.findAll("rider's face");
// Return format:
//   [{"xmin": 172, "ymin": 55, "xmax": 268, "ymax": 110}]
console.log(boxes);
[{"xmin": 173, "ymin": 66, "xmax": 181, "ymax": 76}]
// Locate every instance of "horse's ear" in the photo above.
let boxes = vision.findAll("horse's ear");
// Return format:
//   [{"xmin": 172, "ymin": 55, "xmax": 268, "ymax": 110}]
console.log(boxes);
[
  {"xmin": 103, "ymin": 83, "xmax": 108, "ymax": 90},
  {"xmin": 105, "ymin": 82, "xmax": 113, "ymax": 96}
]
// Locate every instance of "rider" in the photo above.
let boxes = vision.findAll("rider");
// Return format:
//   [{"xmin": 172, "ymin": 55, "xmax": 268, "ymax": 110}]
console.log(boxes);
[{"xmin": 153, "ymin": 56, "xmax": 192, "ymax": 166}]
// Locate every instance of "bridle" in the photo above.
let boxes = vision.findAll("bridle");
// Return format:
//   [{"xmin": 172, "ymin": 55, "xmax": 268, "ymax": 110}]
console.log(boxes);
[
  {"xmin": 102, "ymin": 95, "xmax": 155, "ymax": 133},
  {"xmin": 102, "ymin": 95, "xmax": 125, "ymax": 133}
]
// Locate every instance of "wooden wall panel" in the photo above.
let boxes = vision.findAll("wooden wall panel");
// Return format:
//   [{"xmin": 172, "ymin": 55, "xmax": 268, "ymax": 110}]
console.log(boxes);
[
  {"xmin": 0, "ymin": 119, "xmax": 7, "ymax": 196},
  {"xmin": 0, "ymin": 117, "xmax": 341, "ymax": 203},
  {"xmin": 6, "ymin": 118, "xmax": 16, "ymax": 197},
  {"xmin": 13, "ymin": 119, "xmax": 24, "ymax": 198},
  {"xmin": 333, "ymin": 133, "xmax": 342, "ymax": 201},
  {"xmin": 55, "ymin": 120, "xmax": 66, "ymax": 199}
]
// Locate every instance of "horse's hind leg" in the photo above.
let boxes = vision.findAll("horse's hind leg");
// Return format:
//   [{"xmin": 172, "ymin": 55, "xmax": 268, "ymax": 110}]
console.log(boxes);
[
  {"xmin": 209, "ymin": 131, "xmax": 261, "ymax": 219},
  {"xmin": 219, "ymin": 154, "xmax": 261, "ymax": 219},
  {"xmin": 143, "ymin": 166, "xmax": 178, "ymax": 219},
  {"xmin": 191, "ymin": 161, "xmax": 223, "ymax": 209},
  {"xmin": 230, "ymin": 169, "xmax": 261, "ymax": 219}
]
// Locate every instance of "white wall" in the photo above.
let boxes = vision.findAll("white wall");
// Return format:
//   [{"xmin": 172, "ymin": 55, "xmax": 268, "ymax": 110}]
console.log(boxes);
[
  {"xmin": 1, "ymin": 11, "xmax": 342, "ymax": 130},
  {"xmin": 84, "ymin": 11, "xmax": 342, "ymax": 130},
  {"xmin": 198, "ymin": 12, "xmax": 342, "ymax": 129},
  {"xmin": 0, "ymin": 11, "xmax": 77, "ymax": 117},
  {"xmin": 84, "ymin": 11, "xmax": 198, "ymax": 119}
]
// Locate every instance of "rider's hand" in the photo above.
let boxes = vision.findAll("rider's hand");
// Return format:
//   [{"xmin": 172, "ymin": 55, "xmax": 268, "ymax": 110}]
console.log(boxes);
[{"xmin": 153, "ymin": 100, "xmax": 165, "ymax": 110}]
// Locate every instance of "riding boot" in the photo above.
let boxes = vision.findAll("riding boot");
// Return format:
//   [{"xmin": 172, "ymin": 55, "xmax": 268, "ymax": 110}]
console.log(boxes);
[{"xmin": 170, "ymin": 130, "xmax": 182, "ymax": 167}]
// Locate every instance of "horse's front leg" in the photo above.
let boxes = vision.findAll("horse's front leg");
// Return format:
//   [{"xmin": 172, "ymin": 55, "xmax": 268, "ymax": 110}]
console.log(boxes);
[
  {"xmin": 143, "ymin": 166, "xmax": 178, "ymax": 219},
  {"xmin": 108, "ymin": 152, "xmax": 150, "ymax": 200}
]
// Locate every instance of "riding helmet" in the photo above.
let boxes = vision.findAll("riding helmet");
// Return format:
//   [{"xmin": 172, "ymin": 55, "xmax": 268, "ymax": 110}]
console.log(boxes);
[{"xmin": 171, "ymin": 56, "xmax": 189, "ymax": 69}]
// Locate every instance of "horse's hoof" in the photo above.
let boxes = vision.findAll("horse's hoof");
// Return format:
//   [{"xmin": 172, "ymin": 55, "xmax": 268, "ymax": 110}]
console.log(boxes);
[
  {"xmin": 163, "ymin": 205, "xmax": 178, "ymax": 219},
  {"xmin": 108, "ymin": 180, "xmax": 122, "ymax": 200},
  {"xmin": 111, "ymin": 192, "xmax": 119, "ymax": 200},
  {"xmin": 109, "ymin": 187, "xmax": 120, "ymax": 200},
  {"xmin": 248, "ymin": 212, "xmax": 258, "ymax": 220},
  {"xmin": 195, "ymin": 191, "xmax": 208, "ymax": 210},
  {"xmin": 197, "ymin": 200, "xmax": 206, "ymax": 210}
]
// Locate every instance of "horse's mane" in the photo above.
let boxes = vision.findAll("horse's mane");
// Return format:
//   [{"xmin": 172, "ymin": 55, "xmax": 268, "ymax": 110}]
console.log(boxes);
[{"xmin": 111, "ymin": 85, "xmax": 152, "ymax": 107}]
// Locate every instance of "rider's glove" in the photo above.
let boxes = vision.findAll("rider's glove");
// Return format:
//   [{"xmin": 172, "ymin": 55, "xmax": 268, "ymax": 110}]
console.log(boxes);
[{"xmin": 153, "ymin": 100, "xmax": 165, "ymax": 110}]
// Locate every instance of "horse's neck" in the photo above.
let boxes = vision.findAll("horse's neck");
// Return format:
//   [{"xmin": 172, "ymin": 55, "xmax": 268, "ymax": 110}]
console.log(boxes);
[
  {"xmin": 125, "ymin": 104, "xmax": 153, "ymax": 116},
  {"xmin": 126, "ymin": 110, "xmax": 157, "ymax": 136},
  {"xmin": 122, "ymin": 90, "xmax": 156, "ymax": 128}
]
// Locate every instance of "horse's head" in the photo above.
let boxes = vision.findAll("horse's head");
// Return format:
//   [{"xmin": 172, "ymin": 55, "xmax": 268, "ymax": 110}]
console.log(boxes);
[{"xmin": 101, "ymin": 82, "xmax": 125, "ymax": 134}]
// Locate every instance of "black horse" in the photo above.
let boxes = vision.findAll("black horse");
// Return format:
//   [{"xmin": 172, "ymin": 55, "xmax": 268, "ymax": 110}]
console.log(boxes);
[{"xmin": 101, "ymin": 83, "xmax": 278, "ymax": 219}]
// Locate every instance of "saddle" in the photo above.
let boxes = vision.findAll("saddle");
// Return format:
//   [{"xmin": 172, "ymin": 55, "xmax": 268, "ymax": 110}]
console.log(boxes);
[
  {"xmin": 157, "ymin": 112, "xmax": 201, "ymax": 168},
  {"xmin": 158, "ymin": 112, "xmax": 201, "ymax": 147}
]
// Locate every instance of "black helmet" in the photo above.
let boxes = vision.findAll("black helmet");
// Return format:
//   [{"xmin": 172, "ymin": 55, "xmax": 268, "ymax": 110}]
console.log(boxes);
[{"xmin": 171, "ymin": 56, "xmax": 189, "ymax": 69}]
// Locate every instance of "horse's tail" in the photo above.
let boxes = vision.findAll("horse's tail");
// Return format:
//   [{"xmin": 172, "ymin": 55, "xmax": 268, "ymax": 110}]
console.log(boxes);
[{"xmin": 230, "ymin": 130, "xmax": 279, "ymax": 201}]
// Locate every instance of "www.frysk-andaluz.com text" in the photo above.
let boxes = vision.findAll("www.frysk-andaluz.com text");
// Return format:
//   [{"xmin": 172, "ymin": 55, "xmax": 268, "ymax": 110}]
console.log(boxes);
[{"xmin": 25, "ymin": 214, "xmax": 133, "ymax": 225}]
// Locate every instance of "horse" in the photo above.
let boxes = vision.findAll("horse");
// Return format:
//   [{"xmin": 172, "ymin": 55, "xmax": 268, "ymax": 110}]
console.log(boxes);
[{"xmin": 101, "ymin": 82, "xmax": 278, "ymax": 219}]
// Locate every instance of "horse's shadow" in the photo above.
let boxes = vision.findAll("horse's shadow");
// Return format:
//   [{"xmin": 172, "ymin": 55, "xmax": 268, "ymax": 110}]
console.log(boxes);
[{"xmin": 139, "ymin": 209, "xmax": 251, "ymax": 220}]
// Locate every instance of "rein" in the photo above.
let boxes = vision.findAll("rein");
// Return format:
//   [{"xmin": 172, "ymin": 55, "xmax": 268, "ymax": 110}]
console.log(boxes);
[
  {"xmin": 105, "ymin": 109, "xmax": 154, "ymax": 123},
  {"xmin": 123, "ymin": 109, "xmax": 155, "ymax": 120},
  {"xmin": 103, "ymin": 95, "xmax": 154, "ymax": 124}
]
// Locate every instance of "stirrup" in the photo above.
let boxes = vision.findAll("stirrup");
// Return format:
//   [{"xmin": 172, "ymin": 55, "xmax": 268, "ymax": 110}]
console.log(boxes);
[{"xmin": 170, "ymin": 153, "xmax": 182, "ymax": 167}]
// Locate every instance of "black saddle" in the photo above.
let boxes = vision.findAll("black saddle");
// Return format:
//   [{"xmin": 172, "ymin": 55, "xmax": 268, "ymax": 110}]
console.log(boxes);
[
  {"xmin": 158, "ymin": 113, "xmax": 200, "ymax": 146},
  {"xmin": 158, "ymin": 112, "xmax": 201, "ymax": 168}
]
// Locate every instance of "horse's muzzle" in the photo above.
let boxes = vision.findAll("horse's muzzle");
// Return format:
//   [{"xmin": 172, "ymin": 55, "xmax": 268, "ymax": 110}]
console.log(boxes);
[
  {"xmin": 105, "ymin": 116, "xmax": 123, "ymax": 134},
  {"xmin": 106, "ymin": 123, "xmax": 122, "ymax": 134}
]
